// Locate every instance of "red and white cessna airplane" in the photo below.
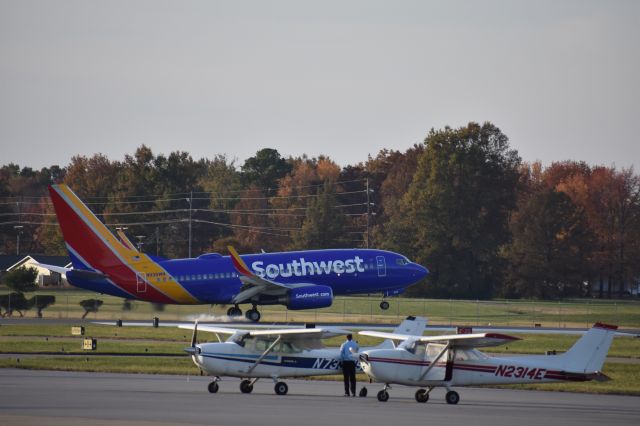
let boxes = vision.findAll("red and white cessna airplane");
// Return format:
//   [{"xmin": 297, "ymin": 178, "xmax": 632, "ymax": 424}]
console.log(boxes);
[{"xmin": 358, "ymin": 322, "xmax": 617, "ymax": 404}]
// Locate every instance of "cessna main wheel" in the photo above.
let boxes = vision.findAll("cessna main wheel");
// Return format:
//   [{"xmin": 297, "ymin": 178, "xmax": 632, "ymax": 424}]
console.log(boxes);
[
  {"xmin": 208, "ymin": 382, "xmax": 219, "ymax": 393},
  {"xmin": 274, "ymin": 381, "xmax": 288, "ymax": 395},
  {"xmin": 240, "ymin": 380, "xmax": 253, "ymax": 394},
  {"xmin": 377, "ymin": 390, "xmax": 389, "ymax": 402},
  {"xmin": 445, "ymin": 390, "xmax": 460, "ymax": 405},
  {"xmin": 415, "ymin": 389, "xmax": 429, "ymax": 403}
]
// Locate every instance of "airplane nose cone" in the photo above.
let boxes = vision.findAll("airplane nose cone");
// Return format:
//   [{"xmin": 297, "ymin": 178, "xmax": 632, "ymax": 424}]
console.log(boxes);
[{"xmin": 414, "ymin": 264, "xmax": 429, "ymax": 280}]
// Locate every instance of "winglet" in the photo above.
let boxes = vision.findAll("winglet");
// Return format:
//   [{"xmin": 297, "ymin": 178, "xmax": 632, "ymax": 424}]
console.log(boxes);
[
  {"xmin": 116, "ymin": 229, "xmax": 139, "ymax": 252},
  {"xmin": 227, "ymin": 246, "xmax": 254, "ymax": 277}
]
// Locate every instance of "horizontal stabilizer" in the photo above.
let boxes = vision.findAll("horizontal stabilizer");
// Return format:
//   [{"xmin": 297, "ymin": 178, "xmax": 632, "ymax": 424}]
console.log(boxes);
[{"xmin": 33, "ymin": 262, "xmax": 72, "ymax": 275}]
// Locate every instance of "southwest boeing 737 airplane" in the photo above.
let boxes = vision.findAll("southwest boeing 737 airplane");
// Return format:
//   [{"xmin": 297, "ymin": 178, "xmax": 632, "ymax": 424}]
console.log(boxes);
[{"xmin": 40, "ymin": 184, "xmax": 429, "ymax": 321}]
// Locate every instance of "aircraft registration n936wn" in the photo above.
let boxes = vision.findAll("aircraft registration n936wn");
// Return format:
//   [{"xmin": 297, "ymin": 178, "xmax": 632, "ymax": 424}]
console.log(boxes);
[{"xmin": 39, "ymin": 184, "xmax": 429, "ymax": 322}]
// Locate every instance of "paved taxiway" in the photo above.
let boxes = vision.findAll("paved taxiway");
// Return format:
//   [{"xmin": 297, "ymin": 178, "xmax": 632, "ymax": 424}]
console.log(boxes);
[{"xmin": 1, "ymin": 369, "xmax": 638, "ymax": 426}]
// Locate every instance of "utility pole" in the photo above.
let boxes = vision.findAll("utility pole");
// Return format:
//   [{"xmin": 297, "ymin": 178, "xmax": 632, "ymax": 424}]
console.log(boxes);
[
  {"xmin": 187, "ymin": 191, "xmax": 193, "ymax": 258},
  {"xmin": 14, "ymin": 225, "xmax": 23, "ymax": 255},
  {"xmin": 155, "ymin": 226, "xmax": 160, "ymax": 256},
  {"xmin": 366, "ymin": 178, "xmax": 370, "ymax": 248},
  {"xmin": 15, "ymin": 200, "xmax": 23, "ymax": 255},
  {"xmin": 364, "ymin": 178, "xmax": 376, "ymax": 249}
]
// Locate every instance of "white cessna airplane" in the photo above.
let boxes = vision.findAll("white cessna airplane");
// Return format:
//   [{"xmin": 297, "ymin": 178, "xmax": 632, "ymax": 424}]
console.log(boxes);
[
  {"xmin": 358, "ymin": 322, "xmax": 617, "ymax": 404},
  {"xmin": 182, "ymin": 316, "xmax": 427, "ymax": 396}
]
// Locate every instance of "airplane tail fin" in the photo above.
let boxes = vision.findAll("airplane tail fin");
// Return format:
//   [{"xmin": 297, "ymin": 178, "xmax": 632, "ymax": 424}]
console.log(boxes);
[
  {"xmin": 48, "ymin": 184, "xmax": 139, "ymax": 272},
  {"xmin": 557, "ymin": 323, "xmax": 617, "ymax": 373},
  {"xmin": 392, "ymin": 316, "xmax": 428, "ymax": 336},
  {"xmin": 371, "ymin": 316, "xmax": 428, "ymax": 349}
]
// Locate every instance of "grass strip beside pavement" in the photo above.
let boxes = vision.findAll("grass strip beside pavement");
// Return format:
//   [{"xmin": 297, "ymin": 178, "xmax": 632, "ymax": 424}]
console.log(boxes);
[
  {"xmin": 0, "ymin": 324, "xmax": 195, "ymax": 341},
  {"xmin": 0, "ymin": 355, "xmax": 199, "ymax": 375},
  {"xmin": 0, "ymin": 338, "xmax": 187, "ymax": 355}
]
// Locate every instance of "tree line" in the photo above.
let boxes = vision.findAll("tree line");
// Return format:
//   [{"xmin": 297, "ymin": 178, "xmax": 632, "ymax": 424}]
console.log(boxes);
[{"xmin": 1, "ymin": 122, "xmax": 639, "ymax": 300}]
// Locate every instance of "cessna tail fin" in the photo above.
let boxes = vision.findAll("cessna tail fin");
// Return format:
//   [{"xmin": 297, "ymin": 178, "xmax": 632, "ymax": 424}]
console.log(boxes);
[
  {"xmin": 392, "ymin": 316, "xmax": 428, "ymax": 336},
  {"xmin": 372, "ymin": 316, "xmax": 428, "ymax": 350},
  {"xmin": 558, "ymin": 323, "xmax": 617, "ymax": 373}
]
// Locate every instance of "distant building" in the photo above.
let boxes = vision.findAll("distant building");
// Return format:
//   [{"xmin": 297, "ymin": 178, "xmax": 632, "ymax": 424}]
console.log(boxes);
[
  {"xmin": 0, "ymin": 255, "xmax": 24, "ymax": 281},
  {"xmin": 1, "ymin": 254, "xmax": 71, "ymax": 287}
]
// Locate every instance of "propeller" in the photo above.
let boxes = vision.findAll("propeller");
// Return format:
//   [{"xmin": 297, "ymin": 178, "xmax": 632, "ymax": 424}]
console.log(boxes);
[{"xmin": 184, "ymin": 320, "xmax": 199, "ymax": 355}]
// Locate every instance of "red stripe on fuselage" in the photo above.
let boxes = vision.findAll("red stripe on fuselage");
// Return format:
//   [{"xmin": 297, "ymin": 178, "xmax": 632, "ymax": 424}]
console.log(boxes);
[{"xmin": 49, "ymin": 187, "xmax": 174, "ymax": 304}]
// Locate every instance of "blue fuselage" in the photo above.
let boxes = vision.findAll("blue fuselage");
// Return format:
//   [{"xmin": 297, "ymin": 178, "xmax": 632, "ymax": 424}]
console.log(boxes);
[{"xmin": 68, "ymin": 248, "xmax": 428, "ymax": 304}]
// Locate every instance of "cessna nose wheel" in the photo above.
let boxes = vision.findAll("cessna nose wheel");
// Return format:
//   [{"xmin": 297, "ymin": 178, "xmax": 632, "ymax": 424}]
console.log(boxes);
[
  {"xmin": 207, "ymin": 381, "xmax": 219, "ymax": 393},
  {"xmin": 376, "ymin": 390, "xmax": 390, "ymax": 402},
  {"xmin": 415, "ymin": 389, "xmax": 429, "ymax": 403}
]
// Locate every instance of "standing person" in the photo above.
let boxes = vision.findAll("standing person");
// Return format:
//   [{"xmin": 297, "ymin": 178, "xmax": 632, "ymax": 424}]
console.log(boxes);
[{"xmin": 340, "ymin": 333, "xmax": 359, "ymax": 396}]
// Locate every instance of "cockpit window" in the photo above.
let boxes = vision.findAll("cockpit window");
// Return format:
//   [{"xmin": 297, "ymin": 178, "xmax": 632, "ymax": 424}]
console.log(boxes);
[
  {"xmin": 229, "ymin": 334, "xmax": 247, "ymax": 347},
  {"xmin": 395, "ymin": 258, "xmax": 409, "ymax": 265},
  {"xmin": 248, "ymin": 337, "xmax": 303, "ymax": 354}
]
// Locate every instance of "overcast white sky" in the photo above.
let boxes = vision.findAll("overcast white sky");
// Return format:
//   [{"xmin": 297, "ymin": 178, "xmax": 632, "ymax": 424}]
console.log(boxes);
[{"xmin": 1, "ymin": 0, "xmax": 638, "ymax": 170}]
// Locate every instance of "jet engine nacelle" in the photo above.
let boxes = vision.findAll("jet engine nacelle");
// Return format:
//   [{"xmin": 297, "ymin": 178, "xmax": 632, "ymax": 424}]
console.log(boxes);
[{"xmin": 283, "ymin": 285, "xmax": 333, "ymax": 310}]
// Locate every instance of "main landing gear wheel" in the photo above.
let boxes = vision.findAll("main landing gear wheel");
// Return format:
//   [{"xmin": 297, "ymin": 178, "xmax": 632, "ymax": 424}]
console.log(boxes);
[
  {"xmin": 208, "ymin": 381, "xmax": 219, "ymax": 393},
  {"xmin": 227, "ymin": 306, "xmax": 242, "ymax": 317},
  {"xmin": 240, "ymin": 380, "xmax": 253, "ymax": 394},
  {"xmin": 445, "ymin": 390, "xmax": 460, "ymax": 405},
  {"xmin": 376, "ymin": 390, "xmax": 389, "ymax": 402},
  {"xmin": 274, "ymin": 381, "xmax": 288, "ymax": 395},
  {"xmin": 380, "ymin": 301, "xmax": 390, "ymax": 310},
  {"xmin": 415, "ymin": 389, "xmax": 429, "ymax": 403},
  {"xmin": 245, "ymin": 308, "xmax": 261, "ymax": 322}
]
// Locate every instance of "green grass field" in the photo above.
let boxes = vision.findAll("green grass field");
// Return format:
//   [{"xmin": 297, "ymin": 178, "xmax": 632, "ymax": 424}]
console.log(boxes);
[{"xmin": 2, "ymin": 289, "xmax": 640, "ymax": 328}]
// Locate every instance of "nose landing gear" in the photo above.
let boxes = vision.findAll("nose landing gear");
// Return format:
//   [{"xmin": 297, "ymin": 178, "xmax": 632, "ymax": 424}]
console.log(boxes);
[{"xmin": 376, "ymin": 384, "xmax": 391, "ymax": 402}]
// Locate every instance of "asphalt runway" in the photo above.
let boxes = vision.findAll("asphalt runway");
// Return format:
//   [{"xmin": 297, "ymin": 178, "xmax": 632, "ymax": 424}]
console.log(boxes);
[{"xmin": 1, "ymin": 369, "xmax": 638, "ymax": 426}]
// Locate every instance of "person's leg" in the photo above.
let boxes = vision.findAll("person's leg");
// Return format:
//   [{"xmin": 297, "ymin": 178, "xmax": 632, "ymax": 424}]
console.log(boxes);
[
  {"xmin": 349, "ymin": 363, "xmax": 357, "ymax": 395},
  {"xmin": 342, "ymin": 364, "xmax": 350, "ymax": 395}
]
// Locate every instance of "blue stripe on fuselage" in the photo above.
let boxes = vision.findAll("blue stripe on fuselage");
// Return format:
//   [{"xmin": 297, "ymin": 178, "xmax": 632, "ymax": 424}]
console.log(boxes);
[{"xmin": 200, "ymin": 352, "xmax": 362, "ymax": 371}]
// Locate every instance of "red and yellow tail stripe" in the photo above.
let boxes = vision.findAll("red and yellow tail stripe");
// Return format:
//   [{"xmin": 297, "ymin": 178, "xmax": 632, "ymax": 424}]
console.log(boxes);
[
  {"xmin": 227, "ymin": 245, "xmax": 254, "ymax": 277},
  {"xmin": 49, "ymin": 184, "xmax": 199, "ymax": 304}
]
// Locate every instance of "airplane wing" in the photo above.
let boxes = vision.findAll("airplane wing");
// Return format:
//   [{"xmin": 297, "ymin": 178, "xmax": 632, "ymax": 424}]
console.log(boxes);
[
  {"xmin": 178, "ymin": 324, "xmax": 245, "ymax": 336},
  {"xmin": 248, "ymin": 327, "xmax": 351, "ymax": 339},
  {"xmin": 359, "ymin": 330, "xmax": 520, "ymax": 348},
  {"xmin": 227, "ymin": 246, "xmax": 294, "ymax": 303},
  {"xmin": 249, "ymin": 327, "xmax": 351, "ymax": 350},
  {"xmin": 179, "ymin": 323, "xmax": 350, "ymax": 349}
]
